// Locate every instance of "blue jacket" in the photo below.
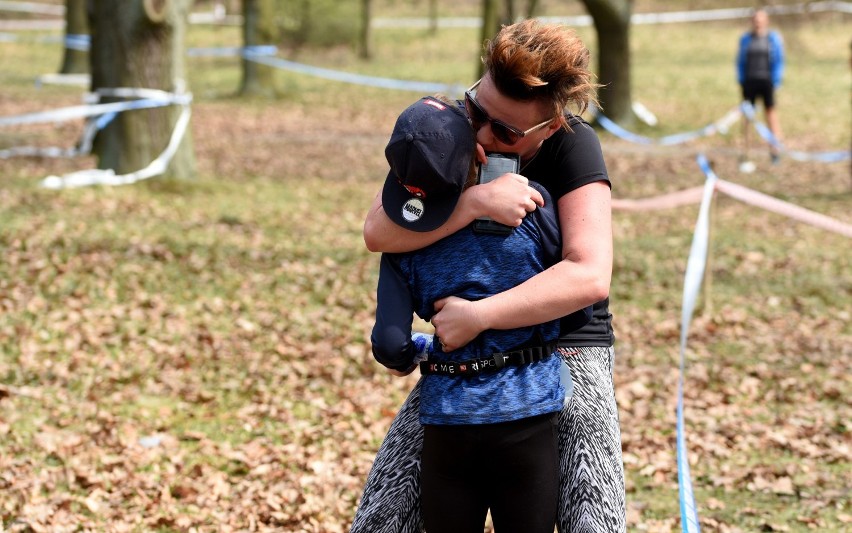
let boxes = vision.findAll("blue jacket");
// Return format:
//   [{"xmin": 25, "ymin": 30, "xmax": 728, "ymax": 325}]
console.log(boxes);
[
  {"xmin": 736, "ymin": 30, "xmax": 785, "ymax": 87},
  {"xmin": 371, "ymin": 183, "xmax": 591, "ymax": 425}
]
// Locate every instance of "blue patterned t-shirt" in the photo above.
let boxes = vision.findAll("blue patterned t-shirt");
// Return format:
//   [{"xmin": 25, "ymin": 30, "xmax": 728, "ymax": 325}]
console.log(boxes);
[{"xmin": 372, "ymin": 183, "xmax": 584, "ymax": 425}]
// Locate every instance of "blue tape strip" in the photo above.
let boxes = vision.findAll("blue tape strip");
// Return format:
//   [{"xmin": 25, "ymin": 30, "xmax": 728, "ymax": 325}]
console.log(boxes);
[
  {"xmin": 595, "ymin": 108, "xmax": 733, "ymax": 146},
  {"xmin": 94, "ymin": 111, "xmax": 117, "ymax": 130},
  {"xmin": 595, "ymin": 113, "xmax": 655, "ymax": 144},
  {"xmin": 187, "ymin": 45, "xmax": 278, "ymax": 57},
  {"xmin": 245, "ymin": 53, "xmax": 464, "ymax": 95},
  {"xmin": 0, "ymin": 97, "xmax": 174, "ymax": 127},
  {"xmin": 64, "ymin": 33, "xmax": 90, "ymax": 51},
  {"xmin": 672, "ymin": 153, "xmax": 720, "ymax": 533},
  {"xmin": 740, "ymin": 101, "xmax": 850, "ymax": 163}
]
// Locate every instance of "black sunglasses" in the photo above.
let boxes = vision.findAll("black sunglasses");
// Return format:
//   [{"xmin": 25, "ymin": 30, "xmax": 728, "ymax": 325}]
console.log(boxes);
[{"xmin": 464, "ymin": 79, "xmax": 553, "ymax": 146}]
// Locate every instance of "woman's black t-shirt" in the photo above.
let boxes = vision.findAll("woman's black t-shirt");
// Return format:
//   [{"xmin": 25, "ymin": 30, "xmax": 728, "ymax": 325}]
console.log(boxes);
[{"xmin": 522, "ymin": 115, "xmax": 614, "ymax": 347}]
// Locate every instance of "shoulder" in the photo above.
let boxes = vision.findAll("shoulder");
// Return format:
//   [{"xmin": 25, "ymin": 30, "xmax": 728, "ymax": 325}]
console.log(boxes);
[
  {"xmin": 565, "ymin": 114, "xmax": 595, "ymax": 133},
  {"xmin": 548, "ymin": 114, "xmax": 600, "ymax": 150}
]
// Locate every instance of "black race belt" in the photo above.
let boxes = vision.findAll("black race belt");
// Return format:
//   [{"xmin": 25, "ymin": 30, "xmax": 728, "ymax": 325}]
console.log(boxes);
[{"xmin": 419, "ymin": 341, "xmax": 558, "ymax": 377}]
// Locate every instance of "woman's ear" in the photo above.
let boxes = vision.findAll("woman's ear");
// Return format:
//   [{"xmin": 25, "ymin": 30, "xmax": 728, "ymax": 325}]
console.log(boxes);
[
  {"xmin": 475, "ymin": 143, "xmax": 487, "ymax": 164},
  {"xmin": 543, "ymin": 120, "xmax": 562, "ymax": 140}
]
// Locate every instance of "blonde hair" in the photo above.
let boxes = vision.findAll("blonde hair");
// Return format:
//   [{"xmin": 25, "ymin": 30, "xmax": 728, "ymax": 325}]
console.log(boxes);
[{"xmin": 483, "ymin": 19, "xmax": 597, "ymax": 129}]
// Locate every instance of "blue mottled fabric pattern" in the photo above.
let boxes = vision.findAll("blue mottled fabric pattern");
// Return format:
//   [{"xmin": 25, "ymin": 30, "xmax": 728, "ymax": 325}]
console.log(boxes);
[{"xmin": 389, "ymin": 187, "xmax": 563, "ymax": 425}]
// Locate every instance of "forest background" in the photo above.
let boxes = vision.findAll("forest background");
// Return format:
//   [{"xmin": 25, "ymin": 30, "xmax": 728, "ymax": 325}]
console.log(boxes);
[{"xmin": 0, "ymin": 0, "xmax": 850, "ymax": 531}]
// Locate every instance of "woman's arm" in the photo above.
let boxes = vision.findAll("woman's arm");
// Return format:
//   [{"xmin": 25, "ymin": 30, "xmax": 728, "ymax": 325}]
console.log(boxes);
[
  {"xmin": 430, "ymin": 181, "xmax": 612, "ymax": 350},
  {"xmin": 364, "ymin": 173, "xmax": 544, "ymax": 253}
]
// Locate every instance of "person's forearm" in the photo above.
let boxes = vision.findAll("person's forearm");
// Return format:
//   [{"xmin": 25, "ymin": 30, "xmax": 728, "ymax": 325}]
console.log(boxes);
[
  {"xmin": 363, "ymin": 192, "xmax": 468, "ymax": 252},
  {"xmin": 364, "ymin": 174, "xmax": 544, "ymax": 253},
  {"xmin": 476, "ymin": 258, "xmax": 610, "ymax": 330}
]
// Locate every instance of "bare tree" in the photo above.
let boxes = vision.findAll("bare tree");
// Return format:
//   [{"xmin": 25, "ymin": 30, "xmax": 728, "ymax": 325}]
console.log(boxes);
[
  {"xmin": 241, "ymin": 0, "xmax": 278, "ymax": 96},
  {"xmin": 525, "ymin": 0, "xmax": 540, "ymax": 18},
  {"xmin": 358, "ymin": 0, "xmax": 372, "ymax": 59},
  {"xmin": 580, "ymin": 0, "xmax": 634, "ymax": 125},
  {"xmin": 88, "ymin": 0, "xmax": 195, "ymax": 179},
  {"xmin": 59, "ymin": 0, "xmax": 88, "ymax": 74},
  {"xmin": 476, "ymin": 0, "xmax": 501, "ymax": 79}
]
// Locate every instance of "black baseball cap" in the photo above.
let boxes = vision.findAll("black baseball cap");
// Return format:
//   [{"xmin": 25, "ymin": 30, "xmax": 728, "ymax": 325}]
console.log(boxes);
[{"xmin": 382, "ymin": 96, "xmax": 476, "ymax": 232}]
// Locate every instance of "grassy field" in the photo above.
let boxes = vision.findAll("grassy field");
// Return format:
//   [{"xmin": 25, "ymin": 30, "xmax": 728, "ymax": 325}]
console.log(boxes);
[{"xmin": 1, "ymin": 2, "xmax": 850, "ymax": 532}]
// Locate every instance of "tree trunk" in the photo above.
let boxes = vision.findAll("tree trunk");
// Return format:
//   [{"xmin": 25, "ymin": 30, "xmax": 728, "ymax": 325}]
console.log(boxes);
[
  {"xmin": 240, "ymin": 0, "xmax": 277, "ymax": 96},
  {"xmin": 59, "ymin": 0, "xmax": 88, "ymax": 74},
  {"xmin": 581, "ymin": 0, "xmax": 634, "ymax": 126},
  {"xmin": 89, "ymin": 0, "xmax": 195, "ymax": 179},
  {"xmin": 504, "ymin": 0, "xmax": 515, "ymax": 25},
  {"xmin": 358, "ymin": 0, "xmax": 372, "ymax": 59},
  {"xmin": 429, "ymin": 0, "xmax": 438, "ymax": 35},
  {"xmin": 525, "ymin": 0, "xmax": 540, "ymax": 18},
  {"xmin": 477, "ymin": 0, "xmax": 501, "ymax": 79}
]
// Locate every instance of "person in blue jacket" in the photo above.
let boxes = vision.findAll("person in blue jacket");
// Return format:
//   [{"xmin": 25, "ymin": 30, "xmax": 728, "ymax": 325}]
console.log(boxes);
[
  {"xmin": 371, "ymin": 95, "xmax": 591, "ymax": 533},
  {"xmin": 736, "ymin": 7, "xmax": 785, "ymax": 164}
]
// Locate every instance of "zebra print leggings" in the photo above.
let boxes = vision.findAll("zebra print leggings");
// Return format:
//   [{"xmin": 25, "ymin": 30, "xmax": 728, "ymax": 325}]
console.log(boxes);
[{"xmin": 349, "ymin": 346, "xmax": 626, "ymax": 533}]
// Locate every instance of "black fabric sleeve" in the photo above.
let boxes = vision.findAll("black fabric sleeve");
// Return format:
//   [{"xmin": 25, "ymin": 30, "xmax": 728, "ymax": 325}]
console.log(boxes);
[
  {"xmin": 529, "ymin": 182, "xmax": 562, "ymax": 268},
  {"xmin": 371, "ymin": 254, "xmax": 417, "ymax": 372},
  {"xmin": 526, "ymin": 116, "xmax": 610, "ymax": 201}
]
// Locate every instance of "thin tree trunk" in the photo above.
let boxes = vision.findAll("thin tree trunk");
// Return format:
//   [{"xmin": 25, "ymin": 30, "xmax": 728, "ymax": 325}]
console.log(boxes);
[
  {"xmin": 504, "ymin": 0, "xmax": 515, "ymax": 25},
  {"xmin": 581, "ymin": 0, "xmax": 634, "ymax": 126},
  {"xmin": 359, "ymin": 0, "xmax": 372, "ymax": 59},
  {"xmin": 89, "ymin": 0, "xmax": 195, "ymax": 179},
  {"xmin": 525, "ymin": 0, "xmax": 540, "ymax": 18},
  {"xmin": 240, "ymin": 0, "xmax": 277, "ymax": 96},
  {"xmin": 59, "ymin": 0, "xmax": 88, "ymax": 74},
  {"xmin": 477, "ymin": 0, "xmax": 500, "ymax": 79}
]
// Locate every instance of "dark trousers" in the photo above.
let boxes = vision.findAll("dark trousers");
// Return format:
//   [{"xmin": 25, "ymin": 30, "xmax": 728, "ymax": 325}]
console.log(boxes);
[
  {"xmin": 421, "ymin": 413, "xmax": 559, "ymax": 533},
  {"xmin": 742, "ymin": 78, "xmax": 775, "ymax": 108}
]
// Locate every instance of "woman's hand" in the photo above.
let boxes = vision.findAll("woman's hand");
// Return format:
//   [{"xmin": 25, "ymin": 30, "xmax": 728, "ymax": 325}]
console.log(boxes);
[
  {"xmin": 431, "ymin": 296, "xmax": 487, "ymax": 351},
  {"xmin": 465, "ymin": 173, "xmax": 544, "ymax": 227}
]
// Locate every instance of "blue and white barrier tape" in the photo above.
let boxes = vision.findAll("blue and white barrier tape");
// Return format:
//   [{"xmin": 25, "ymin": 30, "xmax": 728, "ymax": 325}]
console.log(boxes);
[
  {"xmin": 0, "ymin": 85, "xmax": 192, "ymax": 188},
  {"xmin": 64, "ymin": 33, "xmax": 89, "ymax": 52},
  {"xmin": 27, "ymin": 34, "xmax": 277, "ymax": 60},
  {"xmin": 38, "ymin": 88, "xmax": 193, "ymax": 189},
  {"xmin": 244, "ymin": 53, "xmax": 465, "ymax": 96},
  {"xmin": 42, "ymin": 40, "xmax": 461, "ymax": 95},
  {"xmin": 594, "ymin": 106, "xmax": 741, "ymax": 146},
  {"xmin": 187, "ymin": 45, "xmax": 277, "ymax": 57},
  {"xmin": 0, "ymin": 89, "xmax": 190, "ymax": 128},
  {"xmin": 740, "ymin": 101, "xmax": 851, "ymax": 163},
  {"xmin": 673, "ymin": 154, "xmax": 721, "ymax": 533}
]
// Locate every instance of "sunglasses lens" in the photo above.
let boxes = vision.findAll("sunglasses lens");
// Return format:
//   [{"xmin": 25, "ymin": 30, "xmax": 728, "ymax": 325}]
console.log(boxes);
[
  {"xmin": 465, "ymin": 91, "xmax": 520, "ymax": 146},
  {"xmin": 465, "ymin": 94, "xmax": 487, "ymax": 127},
  {"xmin": 491, "ymin": 123, "xmax": 519, "ymax": 145}
]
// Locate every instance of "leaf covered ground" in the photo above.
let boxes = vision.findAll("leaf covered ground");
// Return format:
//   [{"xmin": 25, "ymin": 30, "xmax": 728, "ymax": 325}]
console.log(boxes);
[
  {"xmin": 1, "ymin": 6, "xmax": 851, "ymax": 531},
  {"xmin": 1, "ymin": 94, "xmax": 849, "ymax": 532}
]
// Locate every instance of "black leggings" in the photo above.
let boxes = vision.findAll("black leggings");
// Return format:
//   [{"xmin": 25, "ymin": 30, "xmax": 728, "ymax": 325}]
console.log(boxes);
[{"xmin": 421, "ymin": 413, "xmax": 559, "ymax": 533}]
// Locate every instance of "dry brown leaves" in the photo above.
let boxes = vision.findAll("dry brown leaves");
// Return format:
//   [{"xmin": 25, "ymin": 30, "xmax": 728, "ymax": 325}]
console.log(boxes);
[{"xmin": 1, "ymin": 92, "xmax": 850, "ymax": 532}]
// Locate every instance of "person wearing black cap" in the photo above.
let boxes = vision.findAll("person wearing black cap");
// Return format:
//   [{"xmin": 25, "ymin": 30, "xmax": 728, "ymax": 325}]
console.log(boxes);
[{"xmin": 370, "ymin": 95, "xmax": 591, "ymax": 533}]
